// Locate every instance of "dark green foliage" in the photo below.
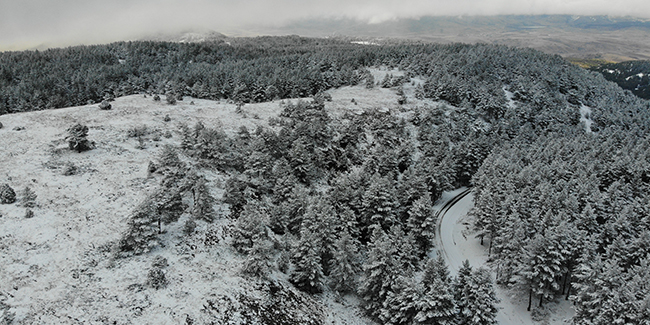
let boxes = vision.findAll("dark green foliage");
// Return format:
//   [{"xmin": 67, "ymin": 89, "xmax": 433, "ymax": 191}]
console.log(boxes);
[
  {"xmin": 417, "ymin": 256, "xmax": 457, "ymax": 325},
  {"xmin": 66, "ymin": 123, "xmax": 92, "ymax": 152},
  {"xmin": 589, "ymin": 60, "xmax": 650, "ymax": 99},
  {"xmin": 0, "ymin": 184, "xmax": 16, "ymax": 204},
  {"xmin": 117, "ymin": 198, "xmax": 159, "ymax": 256},
  {"xmin": 406, "ymin": 192, "xmax": 435, "ymax": 257},
  {"xmin": 20, "ymin": 186, "xmax": 37, "ymax": 208}
]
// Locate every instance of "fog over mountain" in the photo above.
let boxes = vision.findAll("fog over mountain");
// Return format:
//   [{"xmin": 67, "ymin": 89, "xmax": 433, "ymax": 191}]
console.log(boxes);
[{"xmin": 1, "ymin": 0, "xmax": 650, "ymax": 51}]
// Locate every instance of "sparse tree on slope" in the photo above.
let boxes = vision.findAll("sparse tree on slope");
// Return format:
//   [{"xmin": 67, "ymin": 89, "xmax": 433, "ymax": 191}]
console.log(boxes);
[{"xmin": 66, "ymin": 123, "xmax": 92, "ymax": 152}]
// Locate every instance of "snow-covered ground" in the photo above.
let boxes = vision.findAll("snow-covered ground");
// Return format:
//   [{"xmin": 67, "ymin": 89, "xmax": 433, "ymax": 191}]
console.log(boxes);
[
  {"xmin": 579, "ymin": 104, "xmax": 594, "ymax": 133},
  {"xmin": 434, "ymin": 190, "xmax": 575, "ymax": 325},
  {"xmin": 0, "ymin": 93, "xmax": 383, "ymax": 324}
]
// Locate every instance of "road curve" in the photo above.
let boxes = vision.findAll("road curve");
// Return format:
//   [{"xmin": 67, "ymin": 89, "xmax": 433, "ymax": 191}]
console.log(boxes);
[{"xmin": 434, "ymin": 190, "xmax": 534, "ymax": 325}]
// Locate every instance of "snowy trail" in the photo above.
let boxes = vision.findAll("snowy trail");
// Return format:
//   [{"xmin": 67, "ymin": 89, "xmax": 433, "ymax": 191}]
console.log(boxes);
[{"xmin": 434, "ymin": 190, "xmax": 536, "ymax": 325}]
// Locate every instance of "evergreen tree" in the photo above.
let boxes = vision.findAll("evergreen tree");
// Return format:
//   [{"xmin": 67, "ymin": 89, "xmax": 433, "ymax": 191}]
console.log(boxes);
[
  {"xmin": 117, "ymin": 198, "xmax": 159, "ymax": 256},
  {"xmin": 242, "ymin": 238, "xmax": 273, "ymax": 278},
  {"xmin": 381, "ymin": 276, "xmax": 420, "ymax": 325},
  {"xmin": 456, "ymin": 267, "xmax": 499, "ymax": 325},
  {"xmin": 191, "ymin": 177, "xmax": 216, "ymax": 222},
  {"xmin": 361, "ymin": 173, "xmax": 399, "ymax": 236},
  {"xmin": 0, "ymin": 184, "xmax": 16, "ymax": 204},
  {"xmin": 358, "ymin": 226, "xmax": 400, "ymax": 319},
  {"xmin": 415, "ymin": 276, "xmax": 457, "ymax": 325},
  {"xmin": 329, "ymin": 230, "xmax": 361, "ymax": 293},
  {"xmin": 66, "ymin": 123, "xmax": 92, "ymax": 152},
  {"xmin": 290, "ymin": 228, "xmax": 324, "ymax": 293},
  {"xmin": 406, "ymin": 192, "xmax": 435, "ymax": 257},
  {"xmin": 231, "ymin": 202, "xmax": 269, "ymax": 254}
]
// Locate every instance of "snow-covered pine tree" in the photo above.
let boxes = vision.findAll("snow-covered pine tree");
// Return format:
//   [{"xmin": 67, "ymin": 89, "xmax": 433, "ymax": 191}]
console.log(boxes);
[
  {"xmin": 0, "ymin": 183, "xmax": 16, "ymax": 204},
  {"xmin": 290, "ymin": 228, "xmax": 324, "ymax": 293},
  {"xmin": 457, "ymin": 267, "xmax": 499, "ymax": 325},
  {"xmin": 242, "ymin": 237, "xmax": 273, "ymax": 278},
  {"xmin": 191, "ymin": 177, "xmax": 216, "ymax": 222},
  {"xmin": 381, "ymin": 275, "xmax": 421, "ymax": 325},
  {"xmin": 358, "ymin": 226, "xmax": 400, "ymax": 319},
  {"xmin": 406, "ymin": 192, "xmax": 435, "ymax": 257},
  {"xmin": 389, "ymin": 225, "xmax": 419, "ymax": 273},
  {"xmin": 361, "ymin": 173, "xmax": 399, "ymax": 236},
  {"xmin": 423, "ymin": 253, "xmax": 451, "ymax": 289},
  {"xmin": 20, "ymin": 186, "xmax": 37, "ymax": 208},
  {"xmin": 329, "ymin": 230, "xmax": 360, "ymax": 293},
  {"xmin": 231, "ymin": 202, "xmax": 270, "ymax": 254},
  {"xmin": 415, "ymin": 275, "xmax": 457, "ymax": 325},
  {"xmin": 454, "ymin": 259, "xmax": 473, "ymax": 319},
  {"xmin": 301, "ymin": 197, "xmax": 339, "ymax": 274},
  {"xmin": 117, "ymin": 197, "xmax": 160, "ymax": 256}
]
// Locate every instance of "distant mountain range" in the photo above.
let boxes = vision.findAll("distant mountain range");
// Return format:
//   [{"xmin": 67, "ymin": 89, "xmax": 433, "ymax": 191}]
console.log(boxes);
[
  {"xmin": 137, "ymin": 15, "xmax": 650, "ymax": 63},
  {"xmin": 244, "ymin": 15, "xmax": 650, "ymax": 62}
]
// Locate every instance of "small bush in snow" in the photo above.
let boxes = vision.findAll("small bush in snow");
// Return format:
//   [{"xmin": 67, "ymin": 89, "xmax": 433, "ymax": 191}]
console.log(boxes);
[
  {"xmin": 66, "ymin": 123, "xmax": 92, "ymax": 152},
  {"xmin": 21, "ymin": 186, "xmax": 37, "ymax": 208},
  {"xmin": 153, "ymin": 94, "xmax": 161, "ymax": 101},
  {"xmin": 0, "ymin": 121, "xmax": 3, "ymax": 129},
  {"xmin": 127, "ymin": 125, "xmax": 148, "ymax": 138},
  {"xmin": 146, "ymin": 266, "xmax": 168, "ymax": 289},
  {"xmin": 24, "ymin": 208, "xmax": 34, "ymax": 219},
  {"xmin": 62, "ymin": 162, "xmax": 78, "ymax": 176},
  {"xmin": 166, "ymin": 93, "xmax": 177, "ymax": 105},
  {"xmin": 0, "ymin": 184, "xmax": 16, "ymax": 204},
  {"xmin": 98, "ymin": 100, "xmax": 112, "ymax": 110},
  {"xmin": 163, "ymin": 114, "xmax": 171, "ymax": 122},
  {"xmin": 183, "ymin": 218, "xmax": 197, "ymax": 235}
]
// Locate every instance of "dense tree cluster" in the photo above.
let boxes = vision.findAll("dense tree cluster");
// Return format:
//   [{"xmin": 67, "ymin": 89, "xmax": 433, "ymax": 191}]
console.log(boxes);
[
  {"xmin": 589, "ymin": 60, "xmax": 650, "ymax": 100},
  {"xmin": 470, "ymin": 131, "xmax": 650, "ymax": 319},
  {"xmin": 5, "ymin": 37, "xmax": 650, "ymax": 323}
]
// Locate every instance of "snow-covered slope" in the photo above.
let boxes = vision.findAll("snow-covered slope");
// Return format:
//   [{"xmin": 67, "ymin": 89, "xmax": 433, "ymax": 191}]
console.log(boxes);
[{"xmin": 0, "ymin": 94, "xmax": 379, "ymax": 324}]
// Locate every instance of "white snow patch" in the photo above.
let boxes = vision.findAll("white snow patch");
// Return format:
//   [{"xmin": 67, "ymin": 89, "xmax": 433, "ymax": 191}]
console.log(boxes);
[
  {"xmin": 503, "ymin": 86, "xmax": 517, "ymax": 109},
  {"xmin": 350, "ymin": 41, "xmax": 378, "ymax": 46},
  {"xmin": 579, "ymin": 104, "xmax": 594, "ymax": 133},
  {"xmin": 625, "ymin": 72, "xmax": 645, "ymax": 80}
]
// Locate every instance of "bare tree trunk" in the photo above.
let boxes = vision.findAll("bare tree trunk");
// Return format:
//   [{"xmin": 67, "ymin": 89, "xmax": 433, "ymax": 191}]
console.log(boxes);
[
  {"xmin": 527, "ymin": 288, "xmax": 532, "ymax": 311},
  {"xmin": 565, "ymin": 271, "xmax": 572, "ymax": 300},
  {"xmin": 488, "ymin": 238, "xmax": 493, "ymax": 256},
  {"xmin": 561, "ymin": 272, "xmax": 569, "ymax": 295}
]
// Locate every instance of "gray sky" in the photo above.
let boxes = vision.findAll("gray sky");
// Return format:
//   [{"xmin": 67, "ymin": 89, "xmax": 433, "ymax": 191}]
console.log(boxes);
[{"xmin": 1, "ymin": 0, "xmax": 649, "ymax": 50}]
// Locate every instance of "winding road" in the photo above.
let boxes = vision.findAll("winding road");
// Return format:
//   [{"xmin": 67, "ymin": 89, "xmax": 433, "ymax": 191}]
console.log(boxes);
[{"xmin": 434, "ymin": 189, "xmax": 535, "ymax": 325}]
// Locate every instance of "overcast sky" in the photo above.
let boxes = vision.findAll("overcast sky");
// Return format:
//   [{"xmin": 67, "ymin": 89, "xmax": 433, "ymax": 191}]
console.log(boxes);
[{"xmin": 1, "ymin": 0, "xmax": 649, "ymax": 50}]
